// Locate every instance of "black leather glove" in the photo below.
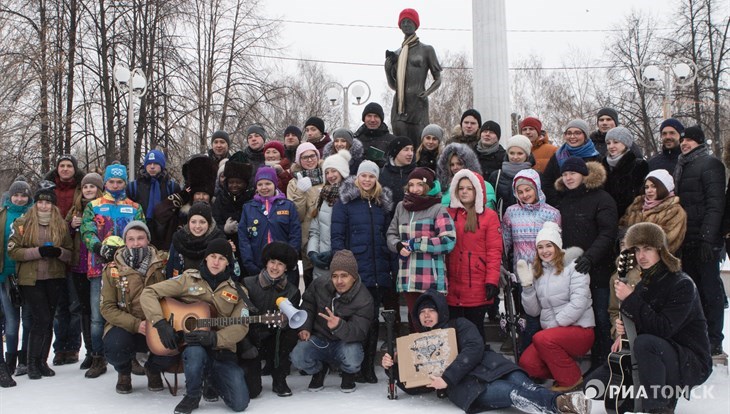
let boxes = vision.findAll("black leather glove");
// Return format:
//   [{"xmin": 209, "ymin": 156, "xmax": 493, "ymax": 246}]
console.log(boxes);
[
  {"xmin": 99, "ymin": 245, "xmax": 119, "ymax": 262},
  {"xmin": 169, "ymin": 188, "xmax": 192, "ymax": 207},
  {"xmin": 574, "ymin": 255, "xmax": 592, "ymax": 274},
  {"xmin": 700, "ymin": 242, "xmax": 716, "ymax": 262},
  {"xmin": 153, "ymin": 319, "xmax": 178, "ymax": 350},
  {"xmin": 485, "ymin": 284, "xmax": 499, "ymax": 301},
  {"xmin": 185, "ymin": 330, "xmax": 217, "ymax": 348},
  {"xmin": 38, "ymin": 245, "xmax": 62, "ymax": 258}
]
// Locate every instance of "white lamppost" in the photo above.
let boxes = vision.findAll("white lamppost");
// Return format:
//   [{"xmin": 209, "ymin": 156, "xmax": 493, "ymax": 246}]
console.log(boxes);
[
  {"xmin": 325, "ymin": 80, "xmax": 371, "ymax": 130},
  {"xmin": 113, "ymin": 63, "xmax": 148, "ymax": 181},
  {"xmin": 640, "ymin": 59, "xmax": 697, "ymax": 119}
]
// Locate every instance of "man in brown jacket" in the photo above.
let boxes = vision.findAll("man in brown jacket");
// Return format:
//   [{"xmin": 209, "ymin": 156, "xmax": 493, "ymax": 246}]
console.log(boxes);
[
  {"xmin": 100, "ymin": 220, "xmax": 175, "ymax": 393},
  {"xmin": 141, "ymin": 239, "xmax": 249, "ymax": 414}
]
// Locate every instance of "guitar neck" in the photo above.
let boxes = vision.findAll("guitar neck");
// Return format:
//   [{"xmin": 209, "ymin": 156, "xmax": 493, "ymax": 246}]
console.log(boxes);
[{"xmin": 194, "ymin": 315, "xmax": 268, "ymax": 328}]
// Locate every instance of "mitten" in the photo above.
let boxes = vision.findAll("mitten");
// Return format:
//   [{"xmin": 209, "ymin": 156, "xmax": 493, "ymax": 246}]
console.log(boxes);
[
  {"xmin": 224, "ymin": 218, "xmax": 239, "ymax": 235},
  {"xmin": 516, "ymin": 259, "xmax": 534, "ymax": 287},
  {"xmin": 38, "ymin": 245, "xmax": 61, "ymax": 258},
  {"xmin": 296, "ymin": 173, "xmax": 312, "ymax": 192}
]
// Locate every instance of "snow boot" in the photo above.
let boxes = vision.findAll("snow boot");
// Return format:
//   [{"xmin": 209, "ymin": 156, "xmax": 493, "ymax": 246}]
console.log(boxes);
[
  {"xmin": 174, "ymin": 395, "xmax": 200, "ymax": 414},
  {"xmin": 308, "ymin": 367, "xmax": 327, "ymax": 391},
  {"xmin": 27, "ymin": 358, "xmax": 42, "ymax": 380},
  {"xmin": 131, "ymin": 357, "xmax": 145, "ymax": 376},
  {"xmin": 39, "ymin": 360, "xmax": 56, "ymax": 377},
  {"xmin": 116, "ymin": 373, "xmax": 132, "ymax": 394},
  {"xmin": 14, "ymin": 350, "xmax": 28, "ymax": 376},
  {"xmin": 340, "ymin": 372, "xmax": 356, "ymax": 393},
  {"xmin": 5, "ymin": 352, "xmax": 17, "ymax": 374},
  {"xmin": 146, "ymin": 368, "xmax": 164, "ymax": 392},
  {"xmin": 85, "ymin": 355, "xmax": 107, "ymax": 378},
  {"xmin": 79, "ymin": 354, "xmax": 93, "ymax": 370},
  {"xmin": 0, "ymin": 362, "xmax": 16, "ymax": 388}
]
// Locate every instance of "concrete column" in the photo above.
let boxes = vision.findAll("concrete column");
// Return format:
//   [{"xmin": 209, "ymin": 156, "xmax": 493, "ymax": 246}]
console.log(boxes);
[{"xmin": 473, "ymin": 0, "xmax": 511, "ymax": 144}]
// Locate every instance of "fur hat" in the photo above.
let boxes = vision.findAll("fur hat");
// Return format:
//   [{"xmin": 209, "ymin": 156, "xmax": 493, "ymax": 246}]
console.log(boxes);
[
  {"xmin": 331, "ymin": 128, "xmax": 354, "ymax": 147},
  {"xmin": 421, "ymin": 124, "xmax": 444, "ymax": 141},
  {"xmin": 261, "ymin": 241, "xmax": 299, "ymax": 271},
  {"xmin": 560, "ymin": 156, "xmax": 589, "ymax": 176},
  {"xmin": 182, "ymin": 155, "xmax": 217, "ymax": 199},
  {"xmin": 144, "ymin": 149, "xmax": 166, "ymax": 170},
  {"xmin": 8, "ymin": 179, "xmax": 32, "ymax": 199},
  {"xmin": 605, "ymin": 126, "xmax": 634, "ymax": 149},
  {"xmin": 387, "ymin": 136, "xmax": 414, "ymax": 159},
  {"xmin": 659, "ymin": 118, "xmax": 685, "ymax": 136},
  {"xmin": 479, "ymin": 120, "xmax": 501, "ymax": 139},
  {"xmin": 304, "ymin": 117, "xmax": 325, "ymax": 135},
  {"xmin": 362, "ymin": 102, "xmax": 384, "ymax": 122},
  {"xmin": 506, "ymin": 135, "xmax": 532, "ymax": 155},
  {"xmin": 461, "ymin": 109, "xmax": 482, "ymax": 129},
  {"xmin": 357, "ymin": 160, "xmax": 380, "ymax": 179},
  {"xmin": 34, "ymin": 180, "xmax": 56, "ymax": 204},
  {"xmin": 204, "ymin": 238, "xmax": 233, "ymax": 264},
  {"xmin": 188, "ymin": 201, "xmax": 213, "ymax": 225},
  {"xmin": 295, "ymin": 142, "xmax": 319, "ymax": 165},
  {"xmin": 645, "ymin": 169, "xmax": 674, "ymax": 193},
  {"xmin": 254, "ymin": 166, "xmax": 278, "ymax": 185},
  {"xmin": 623, "ymin": 222, "xmax": 681, "ymax": 272},
  {"xmin": 448, "ymin": 169, "xmax": 485, "ymax": 214},
  {"xmin": 330, "ymin": 250, "xmax": 359, "ymax": 279},
  {"xmin": 284, "ymin": 125, "xmax": 302, "ymax": 140},
  {"xmin": 520, "ymin": 117, "xmax": 543, "ymax": 132},
  {"xmin": 564, "ymin": 119, "xmax": 590, "ymax": 138},
  {"xmin": 408, "ymin": 167, "xmax": 436, "ymax": 190},
  {"xmin": 682, "ymin": 126, "xmax": 705, "ymax": 144},
  {"xmin": 123, "ymin": 220, "xmax": 151, "ymax": 241},
  {"xmin": 211, "ymin": 130, "xmax": 231, "ymax": 146},
  {"xmin": 263, "ymin": 141, "xmax": 286, "ymax": 159},
  {"xmin": 81, "ymin": 173, "xmax": 103, "ymax": 191},
  {"xmin": 104, "ymin": 163, "xmax": 128, "ymax": 183},
  {"xmin": 223, "ymin": 159, "xmax": 253, "ymax": 183},
  {"xmin": 597, "ymin": 107, "xmax": 619, "ymax": 125},
  {"xmin": 246, "ymin": 124, "xmax": 268, "ymax": 142},
  {"xmin": 398, "ymin": 8, "xmax": 420, "ymax": 29},
  {"xmin": 322, "ymin": 150, "xmax": 352, "ymax": 180},
  {"xmin": 536, "ymin": 221, "xmax": 562, "ymax": 249}
]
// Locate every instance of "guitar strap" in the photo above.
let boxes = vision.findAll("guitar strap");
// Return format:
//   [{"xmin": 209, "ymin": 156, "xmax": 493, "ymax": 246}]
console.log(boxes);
[{"xmin": 233, "ymin": 281, "xmax": 259, "ymax": 314}]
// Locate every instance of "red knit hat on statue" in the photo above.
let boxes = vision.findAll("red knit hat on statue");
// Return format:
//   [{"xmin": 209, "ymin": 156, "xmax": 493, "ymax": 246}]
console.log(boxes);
[{"xmin": 398, "ymin": 8, "xmax": 420, "ymax": 29}]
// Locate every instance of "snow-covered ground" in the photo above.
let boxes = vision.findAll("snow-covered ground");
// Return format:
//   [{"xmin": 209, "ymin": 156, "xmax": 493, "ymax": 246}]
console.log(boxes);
[{"xmin": 2, "ymin": 309, "xmax": 728, "ymax": 414}]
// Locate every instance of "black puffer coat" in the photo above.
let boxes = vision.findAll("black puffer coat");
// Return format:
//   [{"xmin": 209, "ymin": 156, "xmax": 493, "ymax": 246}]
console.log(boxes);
[
  {"xmin": 601, "ymin": 151, "xmax": 648, "ymax": 218},
  {"xmin": 556, "ymin": 162, "xmax": 618, "ymax": 289},
  {"xmin": 354, "ymin": 123, "xmax": 396, "ymax": 168}
]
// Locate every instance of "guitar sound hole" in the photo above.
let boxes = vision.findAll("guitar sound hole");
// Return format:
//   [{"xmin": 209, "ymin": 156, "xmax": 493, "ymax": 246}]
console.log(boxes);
[{"xmin": 183, "ymin": 317, "xmax": 198, "ymax": 332}]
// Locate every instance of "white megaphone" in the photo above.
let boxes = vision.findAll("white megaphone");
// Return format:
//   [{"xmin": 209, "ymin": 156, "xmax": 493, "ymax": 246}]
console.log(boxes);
[{"xmin": 276, "ymin": 297, "xmax": 307, "ymax": 329}]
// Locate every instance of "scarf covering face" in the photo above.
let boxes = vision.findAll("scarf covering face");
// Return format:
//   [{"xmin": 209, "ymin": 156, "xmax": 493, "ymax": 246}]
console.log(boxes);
[
  {"xmin": 403, "ymin": 192, "xmax": 440, "ymax": 212},
  {"xmin": 172, "ymin": 224, "xmax": 224, "ymax": 262},
  {"xmin": 124, "ymin": 246, "xmax": 151, "ymax": 274},
  {"xmin": 300, "ymin": 167, "xmax": 324, "ymax": 187},
  {"xmin": 555, "ymin": 140, "xmax": 600, "ymax": 166},
  {"xmin": 673, "ymin": 145, "xmax": 707, "ymax": 186},
  {"xmin": 396, "ymin": 34, "xmax": 420, "ymax": 114}
]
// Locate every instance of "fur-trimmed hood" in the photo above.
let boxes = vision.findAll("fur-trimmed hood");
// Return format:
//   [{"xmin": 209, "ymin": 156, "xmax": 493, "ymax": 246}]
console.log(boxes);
[
  {"xmin": 562, "ymin": 246, "xmax": 584, "ymax": 267},
  {"xmin": 338, "ymin": 175, "xmax": 394, "ymax": 213},
  {"xmin": 436, "ymin": 143, "xmax": 482, "ymax": 189},
  {"xmin": 448, "ymin": 169, "xmax": 486, "ymax": 214},
  {"xmin": 554, "ymin": 161, "xmax": 606, "ymax": 192},
  {"xmin": 322, "ymin": 138, "xmax": 364, "ymax": 165}
]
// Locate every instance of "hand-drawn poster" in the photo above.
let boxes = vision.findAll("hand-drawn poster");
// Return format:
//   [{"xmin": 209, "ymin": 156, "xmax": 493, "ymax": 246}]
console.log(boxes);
[{"xmin": 396, "ymin": 328, "xmax": 458, "ymax": 388}]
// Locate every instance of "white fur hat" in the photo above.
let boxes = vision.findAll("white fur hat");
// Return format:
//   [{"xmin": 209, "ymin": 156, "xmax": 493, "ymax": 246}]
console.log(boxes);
[
  {"xmin": 448, "ymin": 169, "xmax": 485, "ymax": 214},
  {"xmin": 645, "ymin": 169, "xmax": 674, "ymax": 193},
  {"xmin": 536, "ymin": 221, "xmax": 562, "ymax": 249},
  {"xmin": 322, "ymin": 149, "xmax": 352, "ymax": 180}
]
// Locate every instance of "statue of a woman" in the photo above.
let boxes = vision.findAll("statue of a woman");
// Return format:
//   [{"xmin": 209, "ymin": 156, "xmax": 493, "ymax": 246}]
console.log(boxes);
[{"xmin": 385, "ymin": 8, "xmax": 442, "ymax": 147}]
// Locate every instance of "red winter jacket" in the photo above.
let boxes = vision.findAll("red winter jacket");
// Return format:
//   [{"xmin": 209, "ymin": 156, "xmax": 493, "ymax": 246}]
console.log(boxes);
[{"xmin": 446, "ymin": 170, "xmax": 503, "ymax": 308}]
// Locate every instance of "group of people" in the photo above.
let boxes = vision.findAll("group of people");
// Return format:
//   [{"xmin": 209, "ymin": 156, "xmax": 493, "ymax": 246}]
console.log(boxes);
[{"xmin": 0, "ymin": 94, "xmax": 723, "ymax": 414}]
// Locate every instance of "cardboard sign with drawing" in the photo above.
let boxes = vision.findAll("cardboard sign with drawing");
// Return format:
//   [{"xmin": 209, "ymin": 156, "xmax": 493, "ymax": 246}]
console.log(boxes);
[{"xmin": 396, "ymin": 328, "xmax": 458, "ymax": 388}]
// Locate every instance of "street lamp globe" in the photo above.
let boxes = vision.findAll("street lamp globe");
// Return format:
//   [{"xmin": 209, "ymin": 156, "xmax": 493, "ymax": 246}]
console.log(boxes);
[{"xmin": 326, "ymin": 87, "xmax": 340, "ymax": 105}]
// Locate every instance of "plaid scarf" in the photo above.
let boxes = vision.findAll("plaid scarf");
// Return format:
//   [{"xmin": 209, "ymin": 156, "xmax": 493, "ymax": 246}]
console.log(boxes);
[
  {"xmin": 300, "ymin": 167, "xmax": 324, "ymax": 187},
  {"xmin": 317, "ymin": 183, "xmax": 341, "ymax": 210}
]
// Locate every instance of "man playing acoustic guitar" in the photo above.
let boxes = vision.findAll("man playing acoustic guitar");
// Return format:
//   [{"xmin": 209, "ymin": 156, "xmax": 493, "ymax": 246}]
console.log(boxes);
[{"xmin": 141, "ymin": 238, "xmax": 249, "ymax": 414}]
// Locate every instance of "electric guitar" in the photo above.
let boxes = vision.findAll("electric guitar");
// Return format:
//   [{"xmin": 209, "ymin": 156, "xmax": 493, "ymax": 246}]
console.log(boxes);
[
  {"xmin": 146, "ymin": 297, "xmax": 285, "ymax": 356},
  {"xmin": 605, "ymin": 249, "xmax": 640, "ymax": 414}
]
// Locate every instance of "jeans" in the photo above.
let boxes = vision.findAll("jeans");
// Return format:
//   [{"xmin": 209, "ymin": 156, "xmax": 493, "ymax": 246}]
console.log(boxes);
[
  {"xmin": 89, "ymin": 277, "xmax": 105, "ymax": 354},
  {"xmin": 682, "ymin": 246, "xmax": 725, "ymax": 347},
  {"xmin": 21, "ymin": 279, "xmax": 64, "ymax": 360},
  {"xmin": 471, "ymin": 371, "xmax": 558, "ymax": 412},
  {"xmin": 53, "ymin": 273, "xmax": 82, "ymax": 353},
  {"xmin": 290, "ymin": 336, "xmax": 364, "ymax": 374},
  {"xmin": 182, "ymin": 345, "xmax": 249, "ymax": 412},
  {"xmin": 0, "ymin": 280, "xmax": 22, "ymax": 354},
  {"xmin": 590, "ymin": 287, "xmax": 611, "ymax": 367},
  {"xmin": 103, "ymin": 326, "xmax": 177, "ymax": 374}
]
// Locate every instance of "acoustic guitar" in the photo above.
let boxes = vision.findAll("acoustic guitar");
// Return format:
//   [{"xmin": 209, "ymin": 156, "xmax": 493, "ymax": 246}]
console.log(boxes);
[
  {"xmin": 146, "ymin": 297, "xmax": 284, "ymax": 356},
  {"xmin": 605, "ymin": 249, "xmax": 641, "ymax": 414}
]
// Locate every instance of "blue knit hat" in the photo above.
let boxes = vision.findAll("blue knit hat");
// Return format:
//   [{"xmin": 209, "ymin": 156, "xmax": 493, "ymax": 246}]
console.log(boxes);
[
  {"xmin": 560, "ymin": 157, "xmax": 589, "ymax": 176},
  {"xmin": 104, "ymin": 164, "xmax": 128, "ymax": 183},
  {"xmin": 659, "ymin": 118, "xmax": 685, "ymax": 136},
  {"xmin": 144, "ymin": 149, "xmax": 166, "ymax": 169}
]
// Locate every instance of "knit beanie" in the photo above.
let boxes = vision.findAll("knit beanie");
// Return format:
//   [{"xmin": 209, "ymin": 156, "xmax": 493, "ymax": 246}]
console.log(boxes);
[
  {"xmin": 682, "ymin": 126, "xmax": 705, "ymax": 144},
  {"xmin": 513, "ymin": 177, "xmax": 536, "ymax": 193},
  {"xmin": 34, "ymin": 180, "xmax": 57, "ymax": 204},
  {"xmin": 421, "ymin": 124, "xmax": 444, "ymax": 141},
  {"xmin": 659, "ymin": 118, "xmax": 685, "ymax": 136},
  {"xmin": 123, "ymin": 220, "xmax": 151, "ymax": 241},
  {"xmin": 506, "ymin": 135, "xmax": 532, "ymax": 155},
  {"xmin": 417, "ymin": 296, "xmax": 437, "ymax": 313},
  {"xmin": 211, "ymin": 130, "xmax": 231, "ymax": 146},
  {"xmin": 330, "ymin": 250, "xmax": 359, "ymax": 279},
  {"xmin": 479, "ymin": 120, "xmax": 501, "ymax": 139},
  {"xmin": 204, "ymin": 238, "xmax": 233, "ymax": 263},
  {"xmin": 536, "ymin": 221, "xmax": 562, "ymax": 249},
  {"xmin": 605, "ymin": 126, "xmax": 634, "ymax": 149},
  {"xmin": 104, "ymin": 164, "xmax": 128, "ymax": 183},
  {"xmin": 560, "ymin": 156, "xmax": 589, "ymax": 176},
  {"xmin": 263, "ymin": 141, "xmax": 286, "ymax": 159},
  {"xmin": 645, "ymin": 169, "xmax": 674, "ymax": 193},
  {"xmin": 597, "ymin": 107, "xmax": 619, "ymax": 125},
  {"xmin": 8, "ymin": 179, "xmax": 32, "ymax": 198},
  {"xmin": 246, "ymin": 124, "xmax": 268, "ymax": 142},
  {"xmin": 387, "ymin": 136, "xmax": 414, "ymax": 159},
  {"xmin": 564, "ymin": 119, "xmax": 590, "ymax": 138},
  {"xmin": 331, "ymin": 128, "xmax": 354, "ymax": 147},
  {"xmin": 295, "ymin": 142, "xmax": 319, "ymax": 165},
  {"xmin": 81, "ymin": 173, "xmax": 104, "ymax": 191},
  {"xmin": 188, "ymin": 201, "xmax": 213, "ymax": 225},
  {"xmin": 408, "ymin": 167, "xmax": 436, "ymax": 190},
  {"xmin": 57, "ymin": 154, "xmax": 79, "ymax": 173},
  {"xmin": 398, "ymin": 8, "xmax": 420, "ymax": 29},
  {"xmin": 322, "ymin": 150, "xmax": 352, "ymax": 179},
  {"xmin": 357, "ymin": 160, "xmax": 380, "ymax": 179},
  {"xmin": 362, "ymin": 102, "xmax": 385, "ymax": 122},
  {"xmin": 254, "ymin": 166, "xmax": 278, "ymax": 185},
  {"xmin": 304, "ymin": 117, "xmax": 325, "ymax": 135},
  {"xmin": 461, "ymin": 109, "xmax": 482, "ymax": 129},
  {"xmin": 520, "ymin": 117, "xmax": 543, "ymax": 132},
  {"xmin": 144, "ymin": 149, "xmax": 166, "ymax": 170},
  {"xmin": 261, "ymin": 241, "xmax": 299, "ymax": 272},
  {"xmin": 284, "ymin": 125, "xmax": 302, "ymax": 140}
]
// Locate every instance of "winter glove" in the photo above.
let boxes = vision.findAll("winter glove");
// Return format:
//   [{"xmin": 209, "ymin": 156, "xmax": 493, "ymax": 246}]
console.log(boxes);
[
  {"xmin": 169, "ymin": 187, "xmax": 192, "ymax": 207},
  {"xmin": 296, "ymin": 173, "xmax": 312, "ymax": 192},
  {"xmin": 224, "ymin": 218, "xmax": 239, "ymax": 235},
  {"xmin": 99, "ymin": 244, "xmax": 119, "ymax": 263},
  {"xmin": 485, "ymin": 284, "xmax": 499, "ymax": 301},
  {"xmin": 317, "ymin": 251, "xmax": 333, "ymax": 267},
  {"xmin": 38, "ymin": 245, "xmax": 62, "ymax": 258},
  {"xmin": 308, "ymin": 251, "xmax": 324, "ymax": 268},
  {"xmin": 516, "ymin": 259, "xmax": 534, "ymax": 287},
  {"xmin": 185, "ymin": 330, "xmax": 217, "ymax": 348},
  {"xmin": 700, "ymin": 242, "xmax": 716, "ymax": 262},
  {"xmin": 574, "ymin": 255, "xmax": 592, "ymax": 274},
  {"xmin": 153, "ymin": 319, "xmax": 178, "ymax": 350}
]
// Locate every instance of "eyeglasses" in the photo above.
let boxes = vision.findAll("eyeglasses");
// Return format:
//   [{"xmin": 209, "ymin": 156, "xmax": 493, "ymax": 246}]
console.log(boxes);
[
  {"xmin": 564, "ymin": 131, "xmax": 584, "ymax": 137},
  {"xmin": 300, "ymin": 154, "xmax": 318, "ymax": 162}
]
